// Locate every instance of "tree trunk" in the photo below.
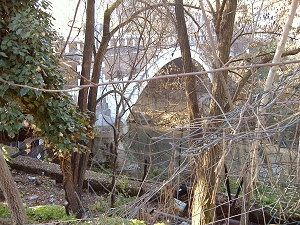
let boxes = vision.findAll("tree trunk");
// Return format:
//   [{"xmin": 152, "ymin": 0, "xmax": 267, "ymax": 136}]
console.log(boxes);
[
  {"xmin": 87, "ymin": 0, "xmax": 122, "ymax": 119},
  {"xmin": 71, "ymin": 151, "xmax": 89, "ymax": 197},
  {"xmin": 59, "ymin": 154, "xmax": 84, "ymax": 219},
  {"xmin": 192, "ymin": 148, "xmax": 219, "ymax": 224},
  {"xmin": 78, "ymin": 0, "xmax": 95, "ymax": 111},
  {"xmin": 0, "ymin": 151, "xmax": 27, "ymax": 225},
  {"xmin": 210, "ymin": 0, "xmax": 237, "ymax": 116},
  {"xmin": 175, "ymin": 1, "xmax": 211, "ymax": 223},
  {"xmin": 110, "ymin": 141, "xmax": 119, "ymax": 208},
  {"xmin": 261, "ymin": 0, "xmax": 298, "ymax": 107},
  {"xmin": 175, "ymin": 0, "xmax": 200, "ymax": 120},
  {"xmin": 192, "ymin": 0, "xmax": 237, "ymax": 224},
  {"xmin": 65, "ymin": 0, "xmax": 94, "ymax": 218}
]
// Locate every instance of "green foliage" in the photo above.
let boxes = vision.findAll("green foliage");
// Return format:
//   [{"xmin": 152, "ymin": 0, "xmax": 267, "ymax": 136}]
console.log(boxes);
[
  {"xmin": 0, "ymin": 203, "xmax": 10, "ymax": 218},
  {"xmin": 45, "ymin": 218, "xmax": 146, "ymax": 225},
  {"xmin": 130, "ymin": 219, "xmax": 146, "ymax": 225},
  {"xmin": 89, "ymin": 194, "xmax": 135, "ymax": 213},
  {"xmin": 257, "ymin": 67, "xmax": 270, "ymax": 80},
  {"xmin": 90, "ymin": 165, "xmax": 101, "ymax": 173},
  {"xmin": 89, "ymin": 217, "xmax": 146, "ymax": 225},
  {"xmin": 117, "ymin": 175, "xmax": 130, "ymax": 196},
  {"xmin": 0, "ymin": 145, "xmax": 12, "ymax": 162},
  {"xmin": 148, "ymin": 167, "xmax": 165, "ymax": 179},
  {"xmin": 218, "ymin": 176, "xmax": 242, "ymax": 196},
  {"xmin": 26, "ymin": 204, "xmax": 75, "ymax": 222},
  {"xmin": 0, "ymin": 0, "xmax": 90, "ymax": 153},
  {"xmin": 0, "ymin": 203, "xmax": 74, "ymax": 223},
  {"xmin": 114, "ymin": 194, "xmax": 135, "ymax": 208},
  {"xmin": 89, "ymin": 200, "xmax": 106, "ymax": 213},
  {"xmin": 0, "ymin": 202, "xmax": 153, "ymax": 224}
]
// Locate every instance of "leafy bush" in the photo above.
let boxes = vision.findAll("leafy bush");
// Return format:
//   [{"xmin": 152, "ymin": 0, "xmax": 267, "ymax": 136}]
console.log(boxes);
[
  {"xmin": 0, "ymin": 202, "xmax": 164, "ymax": 225},
  {"xmin": 96, "ymin": 218, "xmax": 146, "ymax": 225},
  {"xmin": 89, "ymin": 197, "xmax": 108, "ymax": 213},
  {"xmin": 26, "ymin": 204, "xmax": 75, "ymax": 222},
  {"xmin": 0, "ymin": 203, "xmax": 10, "ymax": 218},
  {"xmin": 0, "ymin": 0, "xmax": 90, "ymax": 154},
  {"xmin": 89, "ymin": 194, "xmax": 135, "ymax": 213}
]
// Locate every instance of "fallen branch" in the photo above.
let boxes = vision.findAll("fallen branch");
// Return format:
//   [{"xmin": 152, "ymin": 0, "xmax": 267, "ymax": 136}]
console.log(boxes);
[{"xmin": 9, "ymin": 155, "xmax": 152, "ymax": 197}]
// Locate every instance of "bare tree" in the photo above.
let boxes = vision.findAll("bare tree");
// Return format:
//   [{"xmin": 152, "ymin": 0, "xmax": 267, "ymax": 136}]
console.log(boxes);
[
  {"xmin": 0, "ymin": 150, "xmax": 27, "ymax": 225},
  {"xmin": 73, "ymin": 0, "xmax": 175, "ymax": 208},
  {"xmin": 172, "ymin": 0, "xmax": 299, "ymax": 224},
  {"xmin": 57, "ymin": 0, "xmax": 300, "ymax": 222},
  {"xmin": 261, "ymin": 0, "xmax": 298, "ymax": 107},
  {"xmin": 175, "ymin": 0, "xmax": 200, "ymax": 120}
]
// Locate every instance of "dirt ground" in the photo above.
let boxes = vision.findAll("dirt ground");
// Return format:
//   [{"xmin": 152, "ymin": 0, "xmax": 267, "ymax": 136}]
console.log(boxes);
[
  {"xmin": 0, "ymin": 166, "xmax": 286, "ymax": 225},
  {"xmin": 1, "ymin": 169, "xmax": 181, "ymax": 225},
  {"xmin": 12, "ymin": 169, "xmax": 67, "ymax": 207},
  {"xmin": 1, "ymin": 170, "xmax": 105, "ymax": 222},
  {"xmin": 0, "ymin": 169, "xmax": 252, "ymax": 225}
]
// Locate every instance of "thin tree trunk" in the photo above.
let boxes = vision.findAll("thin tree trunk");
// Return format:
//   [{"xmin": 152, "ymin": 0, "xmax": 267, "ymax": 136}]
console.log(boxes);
[
  {"xmin": 192, "ymin": 0, "xmax": 237, "ymax": 224},
  {"xmin": 175, "ymin": 1, "xmax": 208, "ymax": 224},
  {"xmin": 86, "ymin": 0, "xmax": 123, "ymax": 208},
  {"xmin": 192, "ymin": 149, "xmax": 219, "ymax": 225},
  {"xmin": 87, "ymin": 40, "xmax": 109, "ymax": 121},
  {"xmin": 78, "ymin": 0, "xmax": 95, "ymax": 111},
  {"xmin": 59, "ymin": 0, "xmax": 81, "ymax": 58},
  {"xmin": 261, "ymin": 0, "xmax": 298, "ymax": 107},
  {"xmin": 65, "ymin": 0, "xmax": 95, "ymax": 218},
  {"xmin": 110, "ymin": 141, "xmax": 118, "ymax": 208},
  {"xmin": 0, "ymin": 151, "xmax": 27, "ymax": 225},
  {"xmin": 210, "ymin": 0, "xmax": 237, "ymax": 116},
  {"xmin": 88, "ymin": 0, "xmax": 122, "ymax": 119},
  {"xmin": 71, "ymin": 151, "xmax": 89, "ymax": 197},
  {"xmin": 175, "ymin": 0, "xmax": 200, "ymax": 120},
  {"xmin": 59, "ymin": 154, "xmax": 84, "ymax": 219},
  {"xmin": 250, "ymin": 3, "xmax": 299, "ymax": 224}
]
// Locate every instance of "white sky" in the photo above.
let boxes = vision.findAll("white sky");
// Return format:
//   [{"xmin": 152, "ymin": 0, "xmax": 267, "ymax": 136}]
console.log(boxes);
[
  {"xmin": 49, "ymin": 0, "xmax": 86, "ymax": 37},
  {"xmin": 49, "ymin": 0, "xmax": 300, "ymax": 41}
]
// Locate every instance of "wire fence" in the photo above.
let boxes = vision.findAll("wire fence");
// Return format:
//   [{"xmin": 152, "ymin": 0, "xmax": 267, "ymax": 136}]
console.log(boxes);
[{"xmin": 85, "ymin": 64, "xmax": 300, "ymax": 225}]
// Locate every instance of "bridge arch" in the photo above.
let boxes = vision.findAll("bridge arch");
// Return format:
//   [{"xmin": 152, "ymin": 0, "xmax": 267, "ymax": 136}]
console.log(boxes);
[{"xmin": 103, "ymin": 46, "xmax": 213, "ymax": 123}]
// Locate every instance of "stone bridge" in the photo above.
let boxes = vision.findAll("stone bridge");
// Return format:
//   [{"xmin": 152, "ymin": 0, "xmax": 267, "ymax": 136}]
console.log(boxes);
[
  {"xmin": 65, "ymin": 35, "xmax": 245, "ymax": 166},
  {"xmin": 98, "ymin": 45, "xmax": 214, "ymax": 126}
]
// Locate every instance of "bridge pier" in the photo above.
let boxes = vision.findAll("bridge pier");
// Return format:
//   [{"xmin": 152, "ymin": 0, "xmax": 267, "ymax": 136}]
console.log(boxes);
[
  {"xmin": 93, "ymin": 125, "xmax": 128, "ymax": 171},
  {"xmin": 93, "ymin": 125, "xmax": 114, "ymax": 166},
  {"xmin": 93, "ymin": 99, "xmax": 128, "ymax": 169}
]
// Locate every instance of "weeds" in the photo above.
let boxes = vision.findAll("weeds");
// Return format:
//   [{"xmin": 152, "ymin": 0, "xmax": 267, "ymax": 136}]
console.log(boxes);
[{"xmin": 26, "ymin": 204, "xmax": 75, "ymax": 223}]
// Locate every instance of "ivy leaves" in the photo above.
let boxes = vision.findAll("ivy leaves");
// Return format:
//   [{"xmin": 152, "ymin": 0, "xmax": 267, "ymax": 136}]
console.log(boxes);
[
  {"xmin": 1, "ymin": 2, "xmax": 63, "ymax": 90},
  {"xmin": 0, "ymin": 102, "xmax": 28, "ymax": 137},
  {"xmin": 0, "ymin": 0, "xmax": 90, "ymax": 153}
]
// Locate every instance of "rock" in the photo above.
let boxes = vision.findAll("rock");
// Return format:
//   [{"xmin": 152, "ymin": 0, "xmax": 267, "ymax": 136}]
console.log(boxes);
[
  {"xmin": 49, "ymin": 179, "xmax": 56, "ymax": 185},
  {"xmin": 28, "ymin": 176, "xmax": 36, "ymax": 181},
  {"xmin": 28, "ymin": 195, "xmax": 39, "ymax": 201},
  {"xmin": 34, "ymin": 179, "xmax": 42, "ymax": 186}
]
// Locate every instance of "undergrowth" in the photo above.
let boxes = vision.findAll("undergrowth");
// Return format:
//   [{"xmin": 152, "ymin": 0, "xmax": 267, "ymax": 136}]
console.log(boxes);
[{"xmin": 0, "ymin": 203, "xmax": 167, "ymax": 224}]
